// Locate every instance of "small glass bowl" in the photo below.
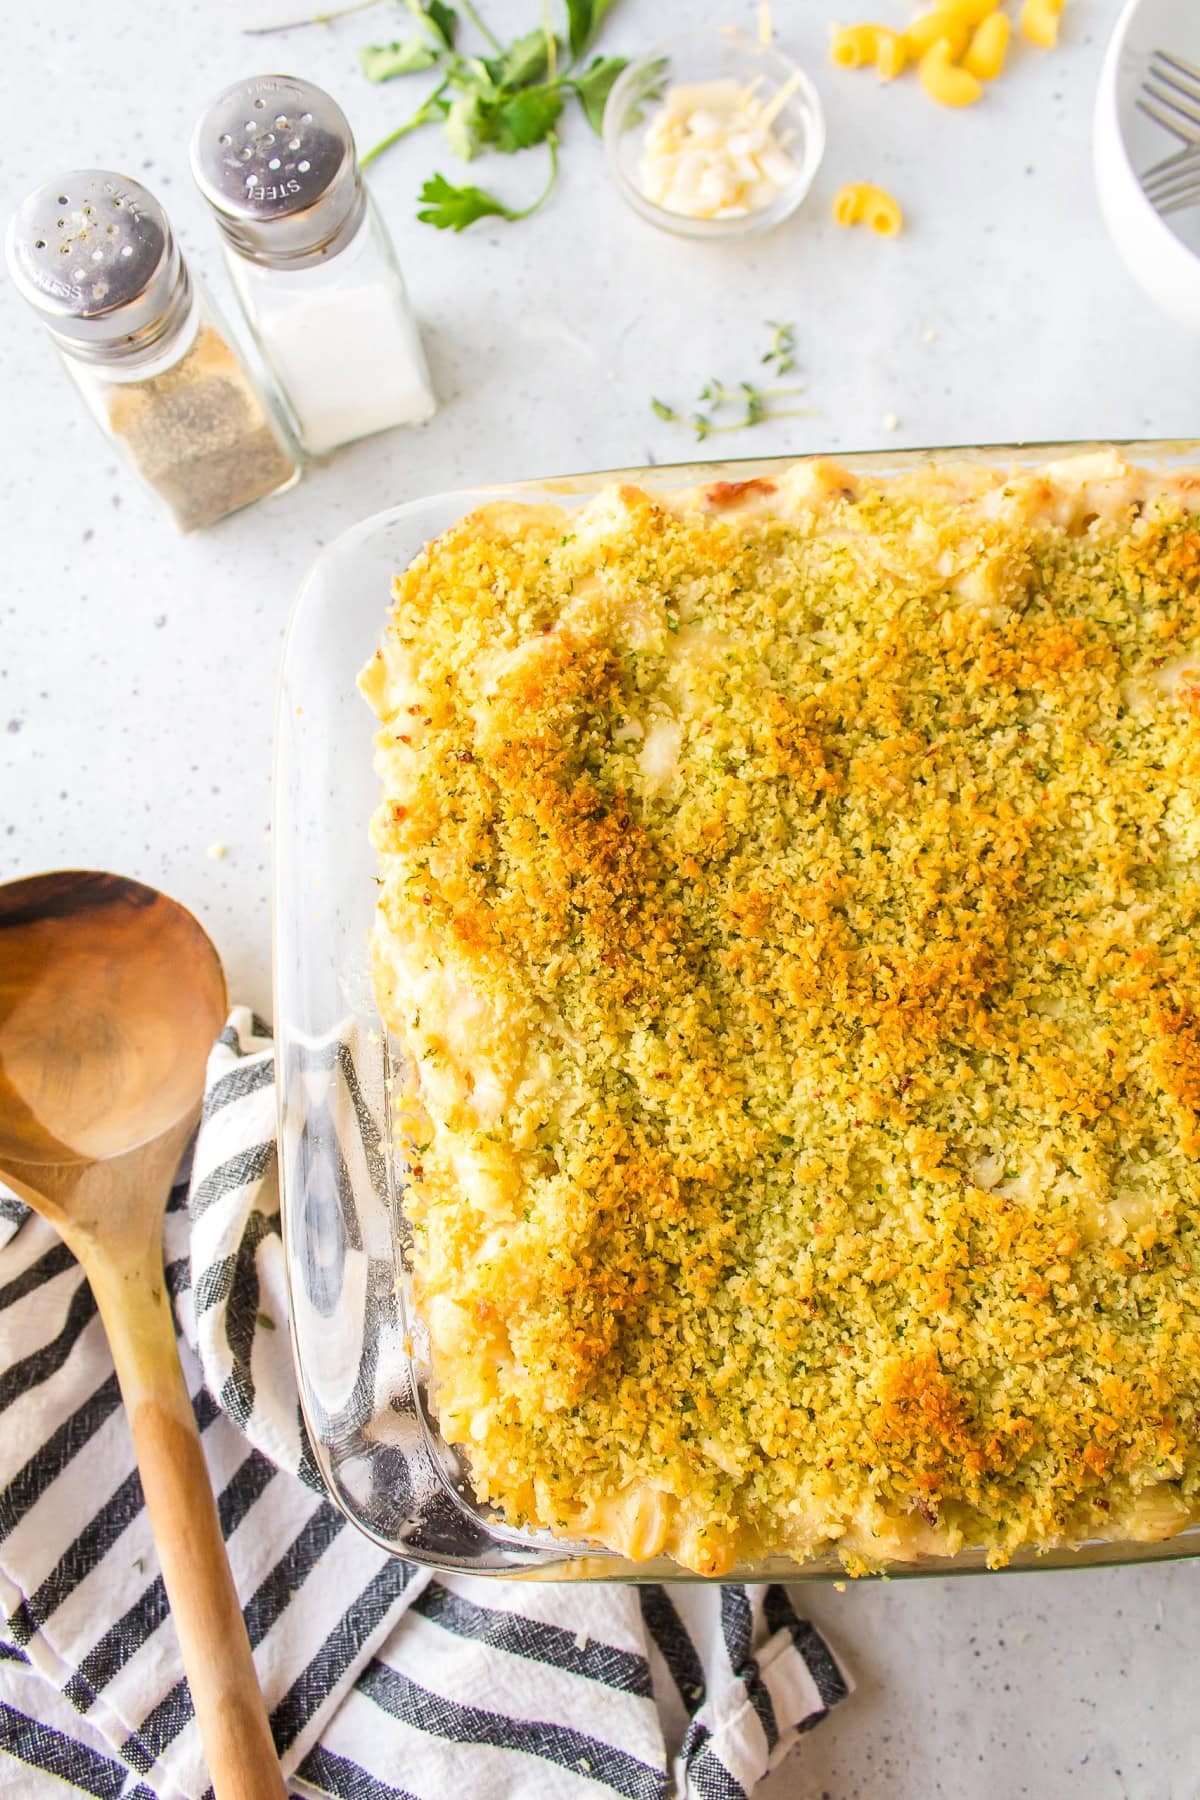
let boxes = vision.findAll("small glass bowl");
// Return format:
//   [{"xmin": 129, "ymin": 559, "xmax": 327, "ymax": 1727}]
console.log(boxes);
[{"xmin": 602, "ymin": 27, "xmax": 825, "ymax": 240}]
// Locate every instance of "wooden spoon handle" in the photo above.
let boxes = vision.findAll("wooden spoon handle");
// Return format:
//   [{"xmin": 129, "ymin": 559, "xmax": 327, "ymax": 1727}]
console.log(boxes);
[{"xmin": 89, "ymin": 1251, "xmax": 287, "ymax": 1800}]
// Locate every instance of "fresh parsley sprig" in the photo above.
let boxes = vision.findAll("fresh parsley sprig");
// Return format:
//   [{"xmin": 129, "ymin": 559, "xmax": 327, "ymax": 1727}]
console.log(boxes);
[
  {"xmin": 417, "ymin": 136, "xmax": 560, "ymax": 229},
  {"xmin": 652, "ymin": 323, "xmax": 814, "ymax": 442},
  {"xmin": 247, "ymin": 0, "xmax": 626, "ymax": 230}
]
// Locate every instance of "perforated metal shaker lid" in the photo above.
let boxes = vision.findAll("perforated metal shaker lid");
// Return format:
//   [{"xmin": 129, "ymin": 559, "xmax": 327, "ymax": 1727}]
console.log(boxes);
[
  {"xmin": 5, "ymin": 171, "xmax": 191, "ymax": 360},
  {"xmin": 190, "ymin": 74, "xmax": 365, "ymax": 268}
]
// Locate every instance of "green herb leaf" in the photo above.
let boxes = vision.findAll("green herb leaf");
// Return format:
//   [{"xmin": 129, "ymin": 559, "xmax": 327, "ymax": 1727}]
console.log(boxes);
[
  {"xmin": 347, "ymin": 0, "xmax": 608, "ymax": 227},
  {"xmin": 743, "ymin": 386, "xmax": 767, "ymax": 426},
  {"xmin": 450, "ymin": 53, "xmax": 500, "ymax": 97},
  {"xmin": 419, "ymin": 134, "xmax": 559, "ymax": 228},
  {"xmin": 650, "ymin": 397, "xmax": 680, "ymax": 421},
  {"xmin": 360, "ymin": 37, "xmax": 439, "ymax": 80},
  {"xmin": 417, "ymin": 170, "xmax": 518, "ymax": 228},
  {"xmin": 494, "ymin": 83, "xmax": 563, "ymax": 152},
  {"xmin": 443, "ymin": 82, "xmax": 499, "ymax": 158},
  {"xmin": 563, "ymin": 0, "xmax": 593, "ymax": 58},
  {"xmin": 495, "ymin": 26, "xmax": 553, "ymax": 87},
  {"xmin": 570, "ymin": 53, "xmax": 626, "ymax": 133},
  {"xmin": 698, "ymin": 378, "xmax": 731, "ymax": 407},
  {"xmin": 762, "ymin": 319, "xmax": 797, "ymax": 375},
  {"xmin": 430, "ymin": 0, "xmax": 459, "ymax": 41},
  {"xmin": 405, "ymin": 0, "xmax": 458, "ymax": 47},
  {"xmin": 562, "ymin": 0, "xmax": 616, "ymax": 59}
]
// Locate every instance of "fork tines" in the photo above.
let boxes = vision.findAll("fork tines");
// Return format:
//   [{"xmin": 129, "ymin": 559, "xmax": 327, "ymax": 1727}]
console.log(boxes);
[
  {"xmin": 1137, "ymin": 47, "xmax": 1200, "ymax": 215},
  {"xmin": 1159, "ymin": 173, "xmax": 1200, "ymax": 216},
  {"xmin": 1139, "ymin": 50, "xmax": 1200, "ymax": 146},
  {"xmin": 1143, "ymin": 154, "xmax": 1200, "ymax": 201},
  {"xmin": 1152, "ymin": 48, "xmax": 1200, "ymax": 93}
]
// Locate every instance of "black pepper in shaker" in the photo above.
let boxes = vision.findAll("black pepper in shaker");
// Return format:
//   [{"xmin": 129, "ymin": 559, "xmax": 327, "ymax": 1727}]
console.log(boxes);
[{"xmin": 5, "ymin": 170, "xmax": 299, "ymax": 530}]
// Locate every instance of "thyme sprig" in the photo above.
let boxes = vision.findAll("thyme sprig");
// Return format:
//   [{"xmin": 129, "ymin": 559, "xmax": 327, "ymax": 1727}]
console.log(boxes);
[{"xmin": 651, "ymin": 322, "xmax": 814, "ymax": 441}]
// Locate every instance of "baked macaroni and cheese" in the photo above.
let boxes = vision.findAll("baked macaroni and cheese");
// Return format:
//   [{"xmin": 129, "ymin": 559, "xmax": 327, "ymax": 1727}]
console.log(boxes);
[{"xmin": 362, "ymin": 450, "xmax": 1200, "ymax": 1574}]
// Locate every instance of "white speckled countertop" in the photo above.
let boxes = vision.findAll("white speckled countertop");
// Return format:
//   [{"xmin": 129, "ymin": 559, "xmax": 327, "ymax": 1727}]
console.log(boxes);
[{"xmin": 3, "ymin": 1, "xmax": 1200, "ymax": 1794}]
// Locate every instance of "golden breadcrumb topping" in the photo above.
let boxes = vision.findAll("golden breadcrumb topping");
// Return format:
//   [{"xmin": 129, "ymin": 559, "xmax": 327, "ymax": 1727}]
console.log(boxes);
[{"xmin": 362, "ymin": 454, "xmax": 1200, "ymax": 1574}]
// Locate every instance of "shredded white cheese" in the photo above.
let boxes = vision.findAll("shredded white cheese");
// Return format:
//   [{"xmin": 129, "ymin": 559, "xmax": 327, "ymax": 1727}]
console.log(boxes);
[{"xmin": 638, "ymin": 75, "xmax": 801, "ymax": 220}]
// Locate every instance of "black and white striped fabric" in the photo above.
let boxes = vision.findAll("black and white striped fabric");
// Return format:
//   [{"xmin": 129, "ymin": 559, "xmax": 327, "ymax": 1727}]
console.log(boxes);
[{"xmin": 0, "ymin": 1008, "xmax": 850, "ymax": 1798}]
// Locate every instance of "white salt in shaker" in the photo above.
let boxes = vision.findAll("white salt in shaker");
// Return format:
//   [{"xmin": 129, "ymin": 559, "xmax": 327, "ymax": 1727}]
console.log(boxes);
[{"xmin": 191, "ymin": 74, "xmax": 436, "ymax": 458}]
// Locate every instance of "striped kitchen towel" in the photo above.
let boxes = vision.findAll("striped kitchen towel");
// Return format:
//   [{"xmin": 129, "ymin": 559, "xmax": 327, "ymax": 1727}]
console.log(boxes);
[{"xmin": 0, "ymin": 1008, "xmax": 851, "ymax": 1799}]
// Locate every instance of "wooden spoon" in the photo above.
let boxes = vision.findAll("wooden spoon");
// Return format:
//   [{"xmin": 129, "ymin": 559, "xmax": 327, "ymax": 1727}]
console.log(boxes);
[{"xmin": 0, "ymin": 871, "xmax": 285, "ymax": 1800}]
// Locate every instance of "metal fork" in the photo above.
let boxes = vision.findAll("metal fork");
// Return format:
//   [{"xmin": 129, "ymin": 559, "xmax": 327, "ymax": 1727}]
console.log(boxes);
[
  {"xmin": 1143, "ymin": 148, "xmax": 1200, "ymax": 216},
  {"xmin": 1137, "ymin": 49, "xmax": 1200, "ymax": 217}
]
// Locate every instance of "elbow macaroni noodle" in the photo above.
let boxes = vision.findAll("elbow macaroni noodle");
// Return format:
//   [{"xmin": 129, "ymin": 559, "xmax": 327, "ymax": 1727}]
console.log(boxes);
[
  {"xmin": 831, "ymin": 21, "xmax": 909, "ymax": 77},
  {"xmin": 1021, "ymin": 0, "xmax": 1063, "ymax": 48},
  {"xmin": 933, "ymin": 0, "xmax": 1001, "ymax": 20},
  {"xmin": 830, "ymin": 22, "xmax": 882, "ymax": 65},
  {"xmin": 875, "ymin": 28, "xmax": 909, "ymax": 78},
  {"xmin": 833, "ymin": 181, "xmax": 905, "ymax": 234},
  {"xmin": 919, "ymin": 36, "xmax": 982, "ymax": 105},
  {"xmin": 964, "ymin": 10, "xmax": 1011, "ymax": 78},
  {"xmin": 904, "ymin": 10, "xmax": 970, "ymax": 57}
]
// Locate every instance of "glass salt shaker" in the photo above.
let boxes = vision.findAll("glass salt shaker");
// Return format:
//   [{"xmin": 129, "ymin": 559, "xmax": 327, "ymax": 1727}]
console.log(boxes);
[
  {"xmin": 191, "ymin": 75, "xmax": 436, "ymax": 459},
  {"xmin": 5, "ymin": 171, "xmax": 300, "ymax": 532}
]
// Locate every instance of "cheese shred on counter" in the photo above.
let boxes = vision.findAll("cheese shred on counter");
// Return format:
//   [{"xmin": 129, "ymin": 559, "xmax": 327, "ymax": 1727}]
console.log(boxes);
[{"xmin": 362, "ymin": 453, "xmax": 1200, "ymax": 1575}]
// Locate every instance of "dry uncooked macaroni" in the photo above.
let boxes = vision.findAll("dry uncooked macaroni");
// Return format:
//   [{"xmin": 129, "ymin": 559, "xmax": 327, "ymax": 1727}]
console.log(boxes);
[
  {"xmin": 904, "ymin": 9, "xmax": 970, "ymax": 57},
  {"xmin": 874, "ymin": 28, "xmax": 908, "ymax": 78},
  {"xmin": 833, "ymin": 181, "xmax": 904, "ymax": 234},
  {"xmin": 830, "ymin": 22, "xmax": 881, "ymax": 65},
  {"xmin": 831, "ymin": 21, "xmax": 908, "ymax": 76},
  {"xmin": 1021, "ymin": 0, "xmax": 1063, "ymax": 48},
  {"xmin": 364, "ymin": 451, "xmax": 1200, "ymax": 1576},
  {"xmin": 933, "ymin": 0, "xmax": 1002, "ymax": 21},
  {"xmin": 964, "ymin": 10, "xmax": 1011, "ymax": 78},
  {"xmin": 831, "ymin": 1, "xmax": 1068, "ymax": 107},
  {"xmin": 919, "ymin": 37, "xmax": 982, "ymax": 105}
]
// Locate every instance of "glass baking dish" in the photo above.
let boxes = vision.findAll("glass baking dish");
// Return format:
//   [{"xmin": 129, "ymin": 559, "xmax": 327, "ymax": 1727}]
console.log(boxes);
[{"xmin": 274, "ymin": 439, "xmax": 1200, "ymax": 1580}]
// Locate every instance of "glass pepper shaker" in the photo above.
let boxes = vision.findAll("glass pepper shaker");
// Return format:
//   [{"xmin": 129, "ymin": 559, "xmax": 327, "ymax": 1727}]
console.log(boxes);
[
  {"xmin": 5, "ymin": 171, "xmax": 300, "ymax": 532},
  {"xmin": 190, "ymin": 75, "xmax": 436, "ymax": 459}
]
